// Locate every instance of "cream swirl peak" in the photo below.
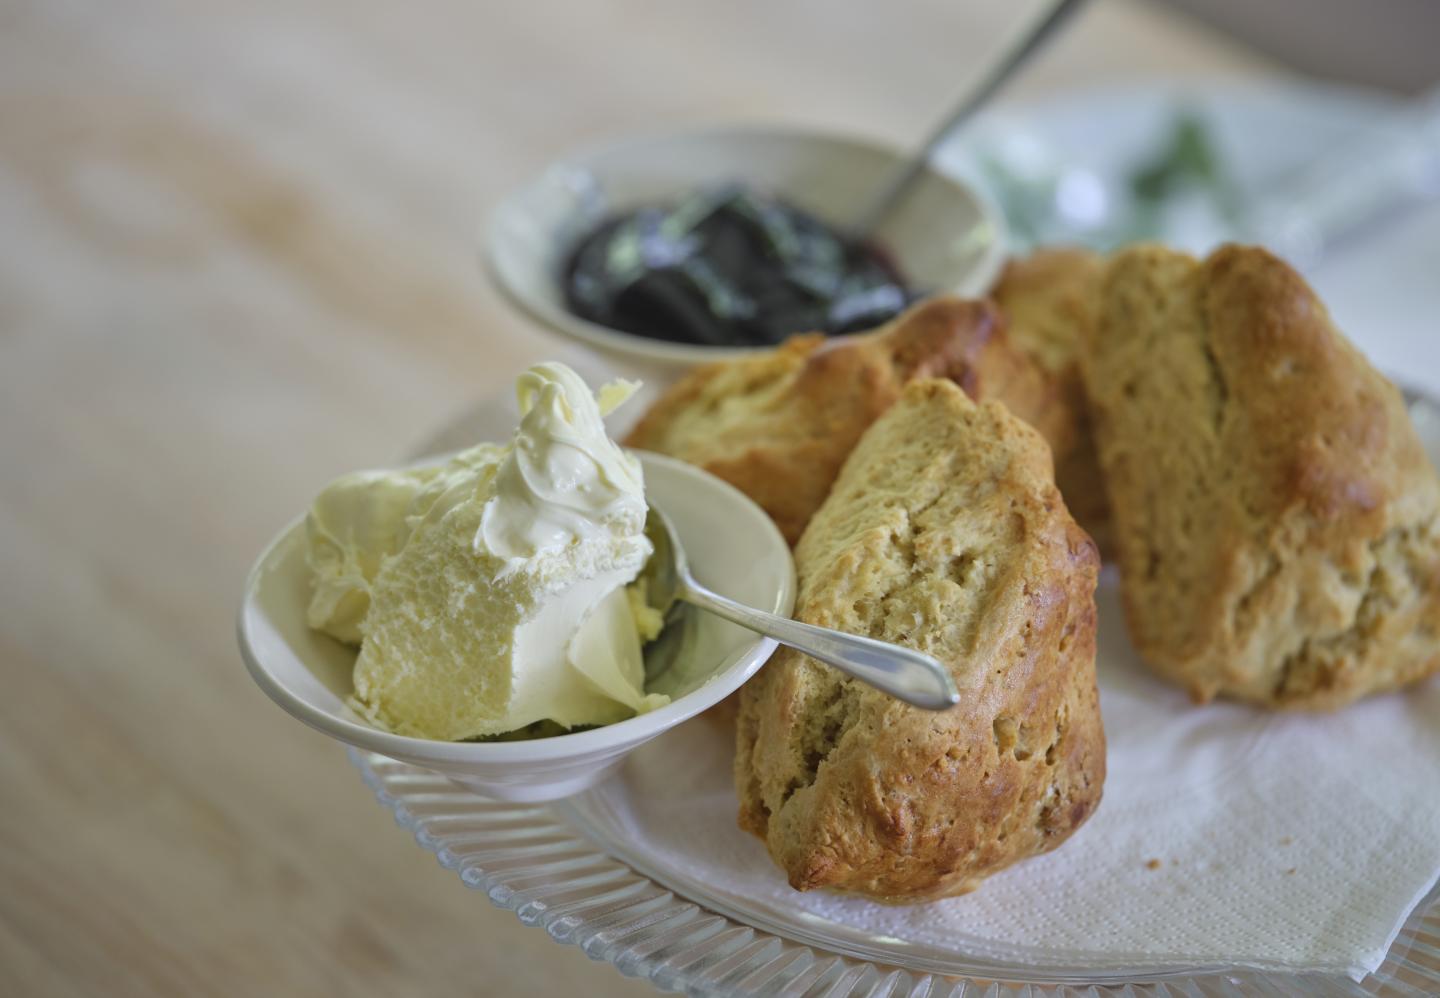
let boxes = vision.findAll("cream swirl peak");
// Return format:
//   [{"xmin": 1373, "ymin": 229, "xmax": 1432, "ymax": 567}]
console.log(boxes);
[{"xmin": 480, "ymin": 362, "xmax": 645, "ymax": 562}]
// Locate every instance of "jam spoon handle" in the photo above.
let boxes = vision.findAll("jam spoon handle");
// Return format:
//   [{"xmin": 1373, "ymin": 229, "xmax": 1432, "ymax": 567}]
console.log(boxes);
[{"xmin": 849, "ymin": 0, "xmax": 1089, "ymax": 240}]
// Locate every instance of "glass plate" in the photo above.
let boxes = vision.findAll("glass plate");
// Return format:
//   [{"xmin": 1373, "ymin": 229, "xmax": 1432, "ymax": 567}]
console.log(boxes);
[
  {"xmin": 353, "ymin": 749, "xmax": 1440, "ymax": 996},
  {"xmin": 371, "ymin": 384, "xmax": 1440, "ymax": 994},
  {"xmin": 360, "ymin": 388, "xmax": 1440, "ymax": 994},
  {"xmin": 379, "ymin": 83, "xmax": 1440, "ymax": 994}
]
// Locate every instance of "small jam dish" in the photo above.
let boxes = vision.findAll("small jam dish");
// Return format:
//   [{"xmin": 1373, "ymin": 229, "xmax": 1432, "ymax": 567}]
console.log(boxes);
[
  {"xmin": 484, "ymin": 125, "xmax": 1007, "ymax": 376},
  {"xmin": 237, "ymin": 452, "xmax": 795, "ymax": 802}
]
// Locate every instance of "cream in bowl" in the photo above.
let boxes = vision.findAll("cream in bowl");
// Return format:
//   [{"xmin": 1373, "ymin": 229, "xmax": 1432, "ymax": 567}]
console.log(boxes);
[{"xmin": 238, "ymin": 363, "xmax": 794, "ymax": 800}]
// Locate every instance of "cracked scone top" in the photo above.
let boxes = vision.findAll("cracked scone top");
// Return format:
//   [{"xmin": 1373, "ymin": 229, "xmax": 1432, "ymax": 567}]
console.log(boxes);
[
  {"xmin": 624, "ymin": 297, "xmax": 1060, "ymax": 547},
  {"xmin": 735, "ymin": 378, "xmax": 1104, "ymax": 902},
  {"xmin": 1082, "ymin": 244, "xmax": 1440, "ymax": 708},
  {"xmin": 304, "ymin": 362, "xmax": 667, "ymax": 740}
]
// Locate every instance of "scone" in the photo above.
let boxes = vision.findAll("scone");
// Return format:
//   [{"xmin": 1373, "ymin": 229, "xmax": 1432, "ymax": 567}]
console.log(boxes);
[
  {"xmin": 735, "ymin": 378, "xmax": 1104, "ymax": 901},
  {"xmin": 1083, "ymin": 243, "xmax": 1440, "ymax": 708},
  {"xmin": 991, "ymin": 248, "xmax": 1111, "ymax": 551},
  {"xmin": 624, "ymin": 296, "xmax": 1060, "ymax": 546}
]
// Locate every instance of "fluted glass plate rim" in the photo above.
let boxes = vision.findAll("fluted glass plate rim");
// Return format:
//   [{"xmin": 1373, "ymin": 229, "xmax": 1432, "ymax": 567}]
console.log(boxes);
[{"xmin": 353, "ymin": 750, "xmax": 1440, "ymax": 996}]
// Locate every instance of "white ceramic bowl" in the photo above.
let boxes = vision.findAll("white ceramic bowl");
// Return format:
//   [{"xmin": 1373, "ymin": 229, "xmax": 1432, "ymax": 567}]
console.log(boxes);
[
  {"xmin": 238, "ymin": 452, "xmax": 795, "ymax": 802},
  {"xmin": 485, "ymin": 125, "xmax": 1008, "ymax": 375}
]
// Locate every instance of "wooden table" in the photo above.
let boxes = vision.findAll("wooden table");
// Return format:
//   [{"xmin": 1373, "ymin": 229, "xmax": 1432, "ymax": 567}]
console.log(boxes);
[{"xmin": 0, "ymin": 2, "xmax": 1287, "ymax": 994}]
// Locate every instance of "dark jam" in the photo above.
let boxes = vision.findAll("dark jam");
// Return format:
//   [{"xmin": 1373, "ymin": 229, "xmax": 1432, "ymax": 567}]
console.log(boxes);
[{"xmin": 562, "ymin": 186, "xmax": 915, "ymax": 348}]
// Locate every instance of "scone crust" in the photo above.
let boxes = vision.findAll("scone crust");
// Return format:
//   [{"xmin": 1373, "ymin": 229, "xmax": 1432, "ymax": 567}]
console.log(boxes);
[
  {"xmin": 624, "ymin": 297, "xmax": 1053, "ymax": 546},
  {"xmin": 991, "ymin": 248, "xmax": 1111, "ymax": 552},
  {"xmin": 735, "ymin": 379, "xmax": 1104, "ymax": 901},
  {"xmin": 1082, "ymin": 243, "xmax": 1440, "ymax": 707}
]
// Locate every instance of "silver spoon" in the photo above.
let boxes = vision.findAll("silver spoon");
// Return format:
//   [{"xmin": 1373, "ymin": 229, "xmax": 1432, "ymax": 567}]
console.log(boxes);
[
  {"xmin": 848, "ymin": 0, "xmax": 1089, "ymax": 240},
  {"xmin": 644, "ymin": 508, "xmax": 960, "ymax": 711}
]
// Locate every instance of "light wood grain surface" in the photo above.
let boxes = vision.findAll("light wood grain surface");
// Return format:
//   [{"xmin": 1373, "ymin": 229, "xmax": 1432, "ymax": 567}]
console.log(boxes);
[{"xmin": 0, "ymin": 2, "xmax": 1288, "ymax": 995}]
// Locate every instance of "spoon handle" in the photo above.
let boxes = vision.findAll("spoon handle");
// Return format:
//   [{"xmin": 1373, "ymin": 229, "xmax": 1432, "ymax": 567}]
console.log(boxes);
[
  {"xmin": 679, "ymin": 583, "xmax": 960, "ymax": 711},
  {"xmin": 848, "ymin": 0, "xmax": 1089, "ymax": 240}
]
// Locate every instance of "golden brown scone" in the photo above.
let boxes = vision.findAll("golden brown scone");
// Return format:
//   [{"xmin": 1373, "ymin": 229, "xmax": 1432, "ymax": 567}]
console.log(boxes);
[
  {"xmin": 1082, "ymin": 243, "xmax": 1440, "ymax": 708},
  {"xmin": 735, "ymin": 379, "xmax": 1104, "ymax": 901},
  {"xmin": 991, "ymin": 248, "xmax": 1111, "ymax": 552},
  {"xmin": 624, "ymin": 297, "xmax": 1059, "ymax": 546},
  {"xmin": 992, "ymin": 248, "xmax": 1104, "ymax": 373}
]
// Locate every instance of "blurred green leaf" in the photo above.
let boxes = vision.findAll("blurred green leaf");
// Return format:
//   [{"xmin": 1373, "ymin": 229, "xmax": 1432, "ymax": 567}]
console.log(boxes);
[{"xmin": 1129, "ymin": 113, "xmax": 1221, "ymax": 203}]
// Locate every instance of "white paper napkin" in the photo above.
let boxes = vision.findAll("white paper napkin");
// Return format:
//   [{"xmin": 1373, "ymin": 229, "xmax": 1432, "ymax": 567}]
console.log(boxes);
[{"xmin": 574, "ymin": 578, "xmax": 1440, "ymax": 980}]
